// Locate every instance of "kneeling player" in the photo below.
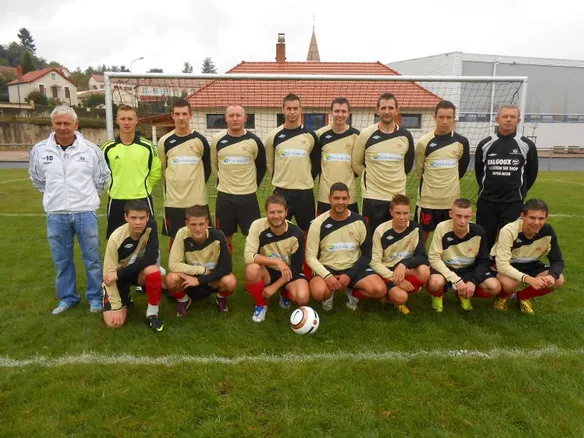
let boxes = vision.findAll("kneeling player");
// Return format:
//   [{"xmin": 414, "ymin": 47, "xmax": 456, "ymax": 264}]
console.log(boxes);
[
  {"xmin": 371, "ymin": 194, "xmax": 430, "ymax": 315},
  {"xmin": 492, "ymin": 199, "xmax": 564, "ymax": 314},
  {"xmin": 244, "ymin": 195, "xmax": 309, "ymax": 323},
  {"xmin": 166, "ymin": 205, "xmax": 236, "ymax": 315},
  {"xmin": 426, "ymin": 198, "xmax": 501, "ymax": 312},
  {"xmin": 307, "ymin": 182, "xmax": 387, "ymax": 312},
  {"xmin": 102, "ymin": 200, "xmax": 164, "ymax": 332}
]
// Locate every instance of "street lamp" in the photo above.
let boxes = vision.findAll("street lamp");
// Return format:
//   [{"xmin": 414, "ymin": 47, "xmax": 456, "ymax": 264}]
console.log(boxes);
[{"xmin": 129, "ymin": 56, "xmax": 144, "ymax": 72}]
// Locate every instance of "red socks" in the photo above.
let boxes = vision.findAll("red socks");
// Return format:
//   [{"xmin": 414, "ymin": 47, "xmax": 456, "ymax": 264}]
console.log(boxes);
[
  {"xmin": 246, "ymin": 280, "xmax": 266, "ymax": 306},
  {"xmin": 172, "ymin": 290, "xmax": 187, "ymax": 300},
  {"xmin": 405, "ymin": 276, "xmax": 425, "ymax": 293},
  {"xmin": 517, "ymin": 286, "xmax": 552, "ymax": 300},
  {"xmin": 352, "ymin": 289, "xmax": 367, "ymax": 300},
  {"xmin": 428, "ymin": 287, "xmax": 444, "ymax": 297},
  {"xmin": 303, "ymin": 259, "xmax": 312, "ymax": 280},
  {"xmin": 145, "ymin": 271, "xmax": 163, "ymax": 305},
  {"xmin": 227, "ymin": 243, "xmax": 233, "ymax": 255},
  {"xmin": 473, "ymin": 287, "xmax": 491, "ymax": 298},
  {"xmin": 218, "ymin": 289, "xmax": 233, "ymax": 298}
]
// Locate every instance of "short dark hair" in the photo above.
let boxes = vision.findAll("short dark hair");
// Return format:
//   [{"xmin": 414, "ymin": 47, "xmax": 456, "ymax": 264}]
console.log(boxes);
[
  {"xmin": 390, "ymin": 194, "xmax": 411, "ymax": 209},
  {"xmin": 329, "ymin": 182, "xmax": 350, "ymax": 197},
  {"xmin": 522, "ymin": 199, "xmax": 549, "ymax": 216},
  {"xmin": 452, "ymin": 198, "xmax": 472, "ymax": 209},
  {"xmin": 116, "ymin": 104, "xmax": 136, "ymax": 117},
  {"xmin": 265, "ymin": 194, "xmax": 287, "ymax": 211},
  {"xmin": 124, "ymin": 199, "xmax": 151, "ymax": 215},
  {"xmin": 282, "ymin": 93, "xmax": 301, "ymax": 107},
  {"xmin": 186, "ymin": 205, "xmax": 209, "ymax": 220},
  {"xmin": 331, "ymin": 97, "xmax": 351, "ymax": 111},
  {"xmin": 172, "ymin": 99, "xmax": 191, "ymax": 113},
  {"xmin": 377, "ymin": 93, "xmax": 399, "ymax": 108},
  {"xmin": 435, "ymin": 100, "xmax": 456, "ymax": 116}
]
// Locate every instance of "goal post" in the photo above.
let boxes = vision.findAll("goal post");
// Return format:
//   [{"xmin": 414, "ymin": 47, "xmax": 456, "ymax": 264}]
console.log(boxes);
[{"xmin": 103, "ymin": 72, "xmax": 528, "ymax": 205}]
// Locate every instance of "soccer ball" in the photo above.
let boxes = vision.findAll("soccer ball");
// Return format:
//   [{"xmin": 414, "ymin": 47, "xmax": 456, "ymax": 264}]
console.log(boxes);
[{"xmin": 290, "ymin": 306, "xmax": 320, "ymax": 335}]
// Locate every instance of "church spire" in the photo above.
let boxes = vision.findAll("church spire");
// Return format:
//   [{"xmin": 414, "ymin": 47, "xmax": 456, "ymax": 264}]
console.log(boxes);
[{"xmin": 306, "ymin": 17, "xmax": 321, "ymax": 62}]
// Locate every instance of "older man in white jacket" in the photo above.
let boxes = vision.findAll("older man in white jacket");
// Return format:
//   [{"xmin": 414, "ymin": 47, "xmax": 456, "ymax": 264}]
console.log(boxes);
[{"xmin": 29, "ymin": 106, "xmax": 111, "ymax": 315}]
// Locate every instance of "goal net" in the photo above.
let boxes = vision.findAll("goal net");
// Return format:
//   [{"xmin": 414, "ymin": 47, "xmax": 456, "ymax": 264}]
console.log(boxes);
[{"xmin": 105, "ymin": 73, "xmax": 527, "ymax": 211}]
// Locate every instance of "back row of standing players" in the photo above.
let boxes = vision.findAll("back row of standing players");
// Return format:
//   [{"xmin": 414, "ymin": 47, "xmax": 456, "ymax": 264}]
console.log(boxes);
[{"xmin": 100, "ymin": 93, "xmax": 563, "ymax": 329}]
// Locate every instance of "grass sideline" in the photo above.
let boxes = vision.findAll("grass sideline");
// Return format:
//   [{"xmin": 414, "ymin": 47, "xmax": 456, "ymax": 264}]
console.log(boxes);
[{"xmin": 1, "ymin": 170, "xmax": 583, "ymax": 436}]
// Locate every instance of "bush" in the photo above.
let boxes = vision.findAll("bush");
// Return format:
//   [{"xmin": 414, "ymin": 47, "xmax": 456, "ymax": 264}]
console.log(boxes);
[{"xmin": 25, "ymin": 91, "xmax": 49, "ymax": 106}]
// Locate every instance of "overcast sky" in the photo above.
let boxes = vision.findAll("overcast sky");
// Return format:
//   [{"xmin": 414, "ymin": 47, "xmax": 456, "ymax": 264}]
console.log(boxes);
[{"xmin": 1, "ymin": 0, "xmax": 583, "ymax": 74}]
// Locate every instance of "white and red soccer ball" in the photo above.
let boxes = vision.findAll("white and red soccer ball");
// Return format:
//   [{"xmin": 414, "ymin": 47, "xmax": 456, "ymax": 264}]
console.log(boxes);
[{"xmin": 290, "ymin": 306, "xmax": 320, "ymax": 335}]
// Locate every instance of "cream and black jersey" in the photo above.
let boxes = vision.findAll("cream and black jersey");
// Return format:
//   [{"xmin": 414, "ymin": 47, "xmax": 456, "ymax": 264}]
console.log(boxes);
[
  {"xmin": 415, "ymin": 131, "xmax": 470, "ymax": 209},
  {"xmin": 102, "ymin": 134, "xmax": 161, "ymax": 199},
  {"xmin": 244, "ymin": 218, "xmax": 304, "ymax": 276},
  {"xmin": 211, "ymin": 129, "xmax": 266, "ymax": 195},
  {"xmin": 306, "ymin": 211, "xmax": 371, "ymax": 279},
  {"xmin": 169, "ymin": 226, "xmax": 232, "ymax": 285},
  {"xmin": 492, "ymin": 219, "xmax": 564, "ymax": 282},
  {"xmin": 316, "ymin": 125, "xmax": 360, "ymax": 204},
  {"xmin": 428, "ymin": 220, "xmax": 491, "ymax": 285},
  {"xmin": 157, "ymin": 130, "xmax": 211, "ymax": 208},
  {"xmin": 265, "ymin": 125, "xmax": 320, "ymax": 190},
  {"xmin": 371, "ymin": 220, "xmax": 428, "ymax": 280},
  {"xmin": 351, "ymin": 124, "xmax": 414, "ymax": 201},
  {"xmin": 102, "ymin": 219, "xmax": 159, "ymax": 311}
]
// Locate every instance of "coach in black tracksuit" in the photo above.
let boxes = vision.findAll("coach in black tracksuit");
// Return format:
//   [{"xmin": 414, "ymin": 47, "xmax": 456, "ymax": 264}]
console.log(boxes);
[{"xmin": 474, "ymin": 105, "xmax": 538, "ymax": 250}]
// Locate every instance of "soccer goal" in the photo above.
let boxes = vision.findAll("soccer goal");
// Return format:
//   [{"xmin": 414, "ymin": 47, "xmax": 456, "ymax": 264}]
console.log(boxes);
[{"xmin": 104, "ymin": 72, "xmax": 528, "ymax": 206}]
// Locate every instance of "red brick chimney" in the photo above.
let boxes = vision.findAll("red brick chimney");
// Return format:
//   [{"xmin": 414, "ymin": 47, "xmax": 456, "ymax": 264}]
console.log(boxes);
[
  {"xmin": 17, "ymin": 64, "xmax": 23, "ymax": 81},
  {"xmin": 276, "ymin": 33, "xmax": 286, "ymax": 63}
]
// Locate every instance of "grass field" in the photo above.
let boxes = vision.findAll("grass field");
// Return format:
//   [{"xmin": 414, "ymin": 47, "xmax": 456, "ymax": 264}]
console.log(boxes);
[{"xmin": 1, "ymin": 169, "xmax": 583, "ymax": 437}]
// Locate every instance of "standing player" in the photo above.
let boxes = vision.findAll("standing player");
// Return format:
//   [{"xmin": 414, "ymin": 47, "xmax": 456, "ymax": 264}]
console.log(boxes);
[
  {"xmin": 101, "ymin": 200, "xmax": 164, "ymax": 332},
  {"xmin": 307, "ymin": 183, "xmax": 387, "ymax": 312},
  {"xmin": 166, "ymin": 205, "xmax": 236, "ymax": 315},
  {"xmin": 244, "ymin": 195, "xmax": 309, "ymax": 323},
  {"xmin": 102, "ymin": 105, "xmax": 161, "ymax": 238},
  {"xmin": 475, "ymin": 104, "xmax": 538, "ymax": 250},
  {"xmin": 415, "ymin": 101, "xmax": 470, "ymax": 242},
  {"xmin": 352, "ymin": 93, "xmax": 415, "ymax": 233},
  {"xmin": 158, "ymin": 99, "xmax": 211, "ymax": 248},
  {"xmin": 315, "ymin": 97, "xmax": 360, "ymax": 214},
  {"xmin": 29, "ymin": 105, "xmax": 110, "ymax": 314},
  {"xmin": 371, "ymin": 195, "xmax": 430, "ymax": 315},
  {"xmin": 211, "ymin": 104, "xmax": 266, "ymax": 253},
  {"xmin": 492, "ymin": 199, "xmax": 564, "ymax": 315},
  {"xmin": 426, "ymin": 199, "xmax": 501, "ymax": 312}
]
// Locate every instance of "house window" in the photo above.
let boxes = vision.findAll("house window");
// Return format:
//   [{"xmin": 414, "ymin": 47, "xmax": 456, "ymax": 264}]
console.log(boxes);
[
  {"xmin": 207, "ymin": 114, "xmax": 255, "ymax": 129},
  {"xmin": 153, "ymin": 88, "xmax": 159, "ymax": 95},
  {"xmin": 304, "ymin": 113, "xmax": 327, "ymax": 130},
  {"xmin": 163, "ymin": 88, "xmax": 169, "ymax": 95},
  {"xmin": 142, "ymin": 88, "xmax": 149, "ymax": 95},
  {"xmin": 52, "ymin": 86, "xmax": 58, "ymax": 98},
  {"xmin": 39, "ymin": 84, "xmax": 45, "ymax": 96},
  {"xmin": 65, "ymin": 87, "xmax": 70, "ymax": 99},
  {"xmin": 51, "ymin": 73, "xmax": 56, "ymax": 81},
  {"xmin": 401, "ymin": 114, "xmax": 422, "ymax": 129}
]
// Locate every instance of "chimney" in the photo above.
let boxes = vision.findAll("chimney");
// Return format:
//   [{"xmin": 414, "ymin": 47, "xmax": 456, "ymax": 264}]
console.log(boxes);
[
  {"xmin": 276, "ymin": 33, "xmax": 286, "ymax": 63},
  {"xmin": 17, "ymin": 64, "xmax": 23, "ymax": 81}
]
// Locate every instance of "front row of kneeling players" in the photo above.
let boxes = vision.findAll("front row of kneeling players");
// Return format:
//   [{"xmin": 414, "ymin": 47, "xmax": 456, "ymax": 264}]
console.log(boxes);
[{"xmin": 102, "ymin": 185, "xmax": 564, "ymax": 331}]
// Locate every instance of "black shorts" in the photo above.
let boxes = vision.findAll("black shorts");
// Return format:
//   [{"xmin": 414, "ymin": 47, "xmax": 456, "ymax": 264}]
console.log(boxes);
[
  {"xmin": 324, "ymin": 265, "xmax": 377, "ymax": 288},
  {"xmin": 510, "ymin": 261, "xmax": 550, "ymax": 279},
  {"xmin": 430, "ymin": 267, "xmax": 495, "ymax": 286},
  {"xmin": 102, "ymin": 271, "xmax": 141, "ymax": 311},
  {"xmin": 215, "ymin": 191, "xmax": 261, "ymax": 237},
  {"xmin": 416, "ymin": 206, "xmax": 450, "ymax": 233},
  {"xmin": 362, "ymin": 198, "xmax": 391, "ymax": 233},
  {"xmin": 317, "ymin": 201, "xmax": 359, "ymax": 216},
  {"xmin": 185, "ymin": 284, "xmax": 217, "ymax": 301},
  {"xmin": 106, "ymin": 196, "xmax": 154, "ymax": 239},
  {"xmin": 274, "ymin": 187, "xmax": 315, "ymax": 231},
  {"xmin": 266, "ymin": 267, "xmax": 307, "ymax": 287},
  {"xmin": 163, "ymin": 205, "xmax": 211, "ymax": 238}
]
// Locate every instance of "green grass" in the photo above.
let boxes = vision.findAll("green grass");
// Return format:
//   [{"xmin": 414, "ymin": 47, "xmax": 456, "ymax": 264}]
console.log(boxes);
[{"xmin": 1, "ymin": 170, "xmax": 583, "ymax": 437}]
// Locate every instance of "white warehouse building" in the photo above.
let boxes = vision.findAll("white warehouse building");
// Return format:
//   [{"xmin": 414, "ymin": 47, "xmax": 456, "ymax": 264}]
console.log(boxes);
[{"xmin": 388, "ymin": 52, "xmax": 584, "ymax": 149}]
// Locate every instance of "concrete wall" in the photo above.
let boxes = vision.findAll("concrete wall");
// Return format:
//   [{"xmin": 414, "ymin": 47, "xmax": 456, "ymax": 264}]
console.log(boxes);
[{"xmin": 0, "ymin": 122, "xmax": 108, "ymax": 146}]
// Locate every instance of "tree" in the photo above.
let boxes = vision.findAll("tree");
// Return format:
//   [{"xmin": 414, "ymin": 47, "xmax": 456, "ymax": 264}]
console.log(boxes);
[
  {"xmin": 182, "ymin": 62, "xmax": 193, "ymax": 73},
  {"xmin": 26, "ymin": 90, "xmax": 49, "ymax": 105},
  {"xmin": 17, "ymin": 28, "xmax": 36, "ymax": 54},
  {"xmin": 148, "ymin": 68, "xmax": 164, "ymax": 73},
  {"xmin": 201, "ymin": 57, "xmax": 217, "ymax": 74},
  {"xmin": 21, "ymin": 50, "xmax": 35, "ymax": 74},
  {"xmin": 83, "ymin": 93, "xmax": 105, "ymax": 108}
]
